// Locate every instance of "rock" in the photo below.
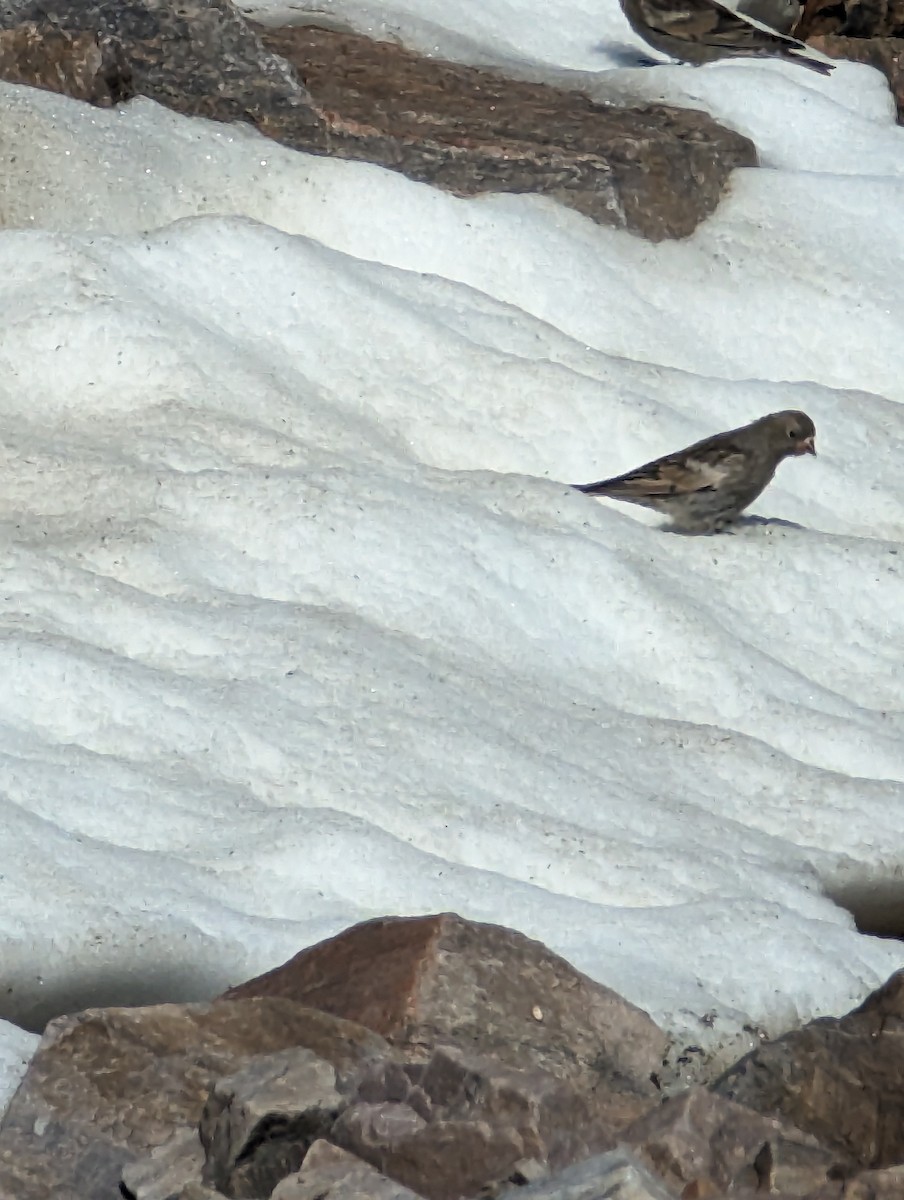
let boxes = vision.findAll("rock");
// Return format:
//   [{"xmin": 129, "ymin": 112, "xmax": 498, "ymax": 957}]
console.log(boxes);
[
  {"xmin": 272, "ymin": 1139, "xmax": 427, "ymax": 1199},
  {"xmin": 794, "ymin": 0, "xmax": 904, "ymax": 119},
  {"xmin": 224, "ymin": 913, "xmax": 667, "ymax": 1132},
  {"xmin": 199, "ymin": 1048, "xmax": 341, "ymax": 1199},
  {"xmin": 622, "ymin": 1086, "xmax": 846, "ymax": 1196},
  {"xmin": 495, "ymin": 1147, "xmax": 678, "ymax": 1199},
  {"xmin": 0, "ymin": 0, "xmax": 325, "ymax": 141},
  {"xmin": 331, "ymin": 1043, "xmax": 613, "ymax": 1200},
  {"xmin": 797, "ymin": 0, "xmax": 904, "ymax": 37},
  {"xmin": 808, "ymin": 36, "xmax": 904, "ymax": 119},
  {"xmin": 0, "ymin": 4, "xmax": 755, "ymax": 241},
  {"xmin": 712, "ymin": 969, "xmax": 904, "ymax": 1170},
  {"xmin": 120, "ymin": 1129, "xmax": 205, "ymax": 1200},
  {"xmin": 0, "ymin": 999, "xmax": 390, "ymax": 1200},
  {"xmin": 173, "ymin": 1186, "xmax": 224, "ymax": 1200},
  {"xmin": 0, "ymin": 22, "xmax": 132, "ymax": 104},
  {"xmin": 804, "ymin": 1163, "xmax": 904, "ymax": 1198},
  {"xmin": 256, "ymin": 23, "xmax": 756, "ymax": 242}
]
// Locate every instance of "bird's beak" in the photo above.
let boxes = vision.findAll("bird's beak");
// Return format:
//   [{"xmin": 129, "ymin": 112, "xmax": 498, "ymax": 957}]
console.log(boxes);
[{"xmin": 798, "ymin": 436, "xmax": 816, "ymax": 456}]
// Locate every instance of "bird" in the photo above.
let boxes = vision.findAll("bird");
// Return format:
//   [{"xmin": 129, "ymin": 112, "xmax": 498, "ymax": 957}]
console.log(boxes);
[
  {"xmin": 736, "ymin": 0, "xmax": 800, "ymax": 34},
  {"xmin": 617, "ymin": 0, "xmax": 834, "ymax": 74},
  {"xmin": 571, "ymin": 410, "xmax": 816, "ymax": 533}
]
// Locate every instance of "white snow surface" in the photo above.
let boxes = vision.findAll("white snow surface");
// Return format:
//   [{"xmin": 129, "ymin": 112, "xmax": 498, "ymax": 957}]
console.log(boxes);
[{"xmin": 1, "ymin": 0, "xmax": 904, "ymax": 1114}]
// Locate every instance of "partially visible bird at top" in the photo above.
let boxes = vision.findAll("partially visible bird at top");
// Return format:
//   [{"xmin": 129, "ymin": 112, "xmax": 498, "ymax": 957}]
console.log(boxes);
[
  {"xmin": 571, "ymin": 409, "xmax": 816, "ymax": 533},
  {"xmin": 736, "ymin": 0, "xmax": 800, "ymax": 33},
  {"xmin": 617, "ymin": 0, "xmax": 835, "ymax": 74}
]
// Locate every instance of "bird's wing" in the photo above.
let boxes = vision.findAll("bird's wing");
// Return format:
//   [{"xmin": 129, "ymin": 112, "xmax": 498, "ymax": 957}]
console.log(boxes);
[
  {"xmin": 576, "ymin": 447, "xmax": 746, "ymax": 498},
  {"xmin": 635, "ymin": 0, "xmax": 806, "ymax": 49}
]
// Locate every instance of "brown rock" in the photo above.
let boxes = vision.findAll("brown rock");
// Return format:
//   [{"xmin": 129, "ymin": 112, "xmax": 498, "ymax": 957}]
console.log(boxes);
[
  {"xmin": 199, "ymin": 1048, "xmax": 341, "ymax": 1199},
  {"xmin": 332, "ymin": 1099, "xmax": 429, "ymax": 1150},
  {"xmin": 0, "ymin": 22, "xmax": 132, "ymax": 104},
  {"xmin": 0, "ymin": 0, "xmax": 325, "ymax": 140},
  {"xmin": 258, "ymin": 23, "xmax": 756, "ymax": 241},
  {"xmin": 712, "ymin": 969, "xmax": 904, "ymax": 1170},
  {"xmin": 415, "ymin": 1043, "xmax": 606, "ymax": 1167},
  {"xmin": 120, "ymin": 1128, "xmax": 205, "ymax": 1200},
  {"xmin": 273, "ymin": 1139, "xmax": 426, "ymax": 1198},
  {"xmin": 224, "ymin": 913, "xmax": 667, "ymax": 1131},
  {"xmin": 0, "ymin": 999, "xmax": 390, "ymax": 1200},
  {"xmin": 0, "ymin": 3, "xmax": 754, "ymax": 241},
  {"xmin": 623, "ymin": 1086, "xmax": 845, "ymax": 1196},
  {"xmin": 331, "ymin": 1043, "xmax": 614, "ymax": 1199},
  {"xmin": 334, "ymin": 1109, "xmax": 527, "ymax": 1200}
]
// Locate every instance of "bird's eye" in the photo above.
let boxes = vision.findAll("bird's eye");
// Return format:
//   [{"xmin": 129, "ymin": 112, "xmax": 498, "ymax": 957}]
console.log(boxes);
[{"xmin": 788, "ymin": 428, "xmax": 798, "ymax": 438}]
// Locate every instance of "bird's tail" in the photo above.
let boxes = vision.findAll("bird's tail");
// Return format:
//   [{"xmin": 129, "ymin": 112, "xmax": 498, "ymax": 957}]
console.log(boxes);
[{"xmin": 782, "ymin": 47, "xmax": 834, "ymax": 74}]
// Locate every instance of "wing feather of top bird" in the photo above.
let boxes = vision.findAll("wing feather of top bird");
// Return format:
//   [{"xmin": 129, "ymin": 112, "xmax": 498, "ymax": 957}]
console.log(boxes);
[{"xmin": 636, "ymin": 0, "xmax": 819, "ymax": 53}]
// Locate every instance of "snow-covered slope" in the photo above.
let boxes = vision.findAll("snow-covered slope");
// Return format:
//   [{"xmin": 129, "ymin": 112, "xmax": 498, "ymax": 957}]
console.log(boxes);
[{"xmin": 0, "ymin": 0, "xmax": 902, "ymax": 1111}]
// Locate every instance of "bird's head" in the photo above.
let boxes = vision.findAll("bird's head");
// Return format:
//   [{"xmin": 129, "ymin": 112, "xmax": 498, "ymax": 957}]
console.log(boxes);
[{"xmin": 765, "ymin": 410, "xmax": 816, "ymax": 457}]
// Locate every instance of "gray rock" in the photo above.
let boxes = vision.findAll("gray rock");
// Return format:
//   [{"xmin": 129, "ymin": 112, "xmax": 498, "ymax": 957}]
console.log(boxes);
[
  {"xmin": 174, "ymin": 1186, "xmax": 224, "ymax": 1200},
  {"xmin": 496, "ymin": 1147, "xmax": 678, "ymax": 1199},
  {"xmin": 120, "ymin": 1129, "xmax": 205, "ymax": 1200},
  {"xmin": 272, "ymin": 1139, "xmax": 426, "ymax": 1199},
  {"xmin": 200, "ymin": 1048, "xmax": 341, "ymax": 1199},
  {"xmin": 622, "ymin": 1085, "xmax": 843, "ymax": 1196}
]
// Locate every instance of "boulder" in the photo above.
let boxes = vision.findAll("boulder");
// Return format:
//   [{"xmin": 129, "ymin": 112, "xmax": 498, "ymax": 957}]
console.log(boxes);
[
  {"xmin": 258, "ymin": 23, "xmax": 756, "ymax": 241},
  {"xmin": 272, "ymin": 1139, "xmax": 426, "ymax": 1198},
  {"xmin": 224, "ymin": 912, "xmax": 667, "ymax": 1132},
  {"xmin": 0, "ymin": 0, "xmax": 325, "ymax": 140},
  {"xmin": 495, "ymin": 1147, "xmax": 678, "ymax": 1199},
  {"xmin": 622, "ymin": 1085, "xmax": 847, "ymax": 1196},
  {"xmin": 0, "ymin": 2, "xmax": 756, "ymax": 240},
  {"xmin": 331, "ymin": 1043, "xmax": 613, "ymax": 1199},
  {"xmin": 199, "ymin": 1048, "xmax": 341, "ymax": 1198},
  {"xmin": 0, "ymin": 22, "xmax": 132, "ymax": 104},
  {"xmin": 0, "ymin": 998, "xmax": 389, "ymax": 1200},
  {"xmin": 713, "ymin": 970, "xmax": 904, "ymax": 1170}
]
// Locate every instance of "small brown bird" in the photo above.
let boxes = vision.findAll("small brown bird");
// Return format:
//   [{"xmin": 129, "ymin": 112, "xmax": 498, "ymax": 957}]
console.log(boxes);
[
  {"xmin": 572, "ymin": 410, "xmax": 816, "ymax": 533},
  {"xmin": 618, "ymin": 0, "xmax": 834, "ymax": 74}
]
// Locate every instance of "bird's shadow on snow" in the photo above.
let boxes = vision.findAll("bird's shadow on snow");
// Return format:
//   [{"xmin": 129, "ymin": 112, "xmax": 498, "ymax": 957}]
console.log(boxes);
[
  {"xmin": 664, "ymin": 515, "xmax": 806, "ymax": 537},
  {"xmin": 594, "ymin": 40, "xmax": 662, "ymax": 67}
]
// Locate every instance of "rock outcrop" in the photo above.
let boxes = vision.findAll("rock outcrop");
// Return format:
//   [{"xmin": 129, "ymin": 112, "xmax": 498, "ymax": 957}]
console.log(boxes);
[
  {"xmin": 0, "ymin": 0, "xmax": 756, "ymax": 240},
  {"xmin": 1, "ymin": 916, "xmax": 904, "ymax": 1199}
]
